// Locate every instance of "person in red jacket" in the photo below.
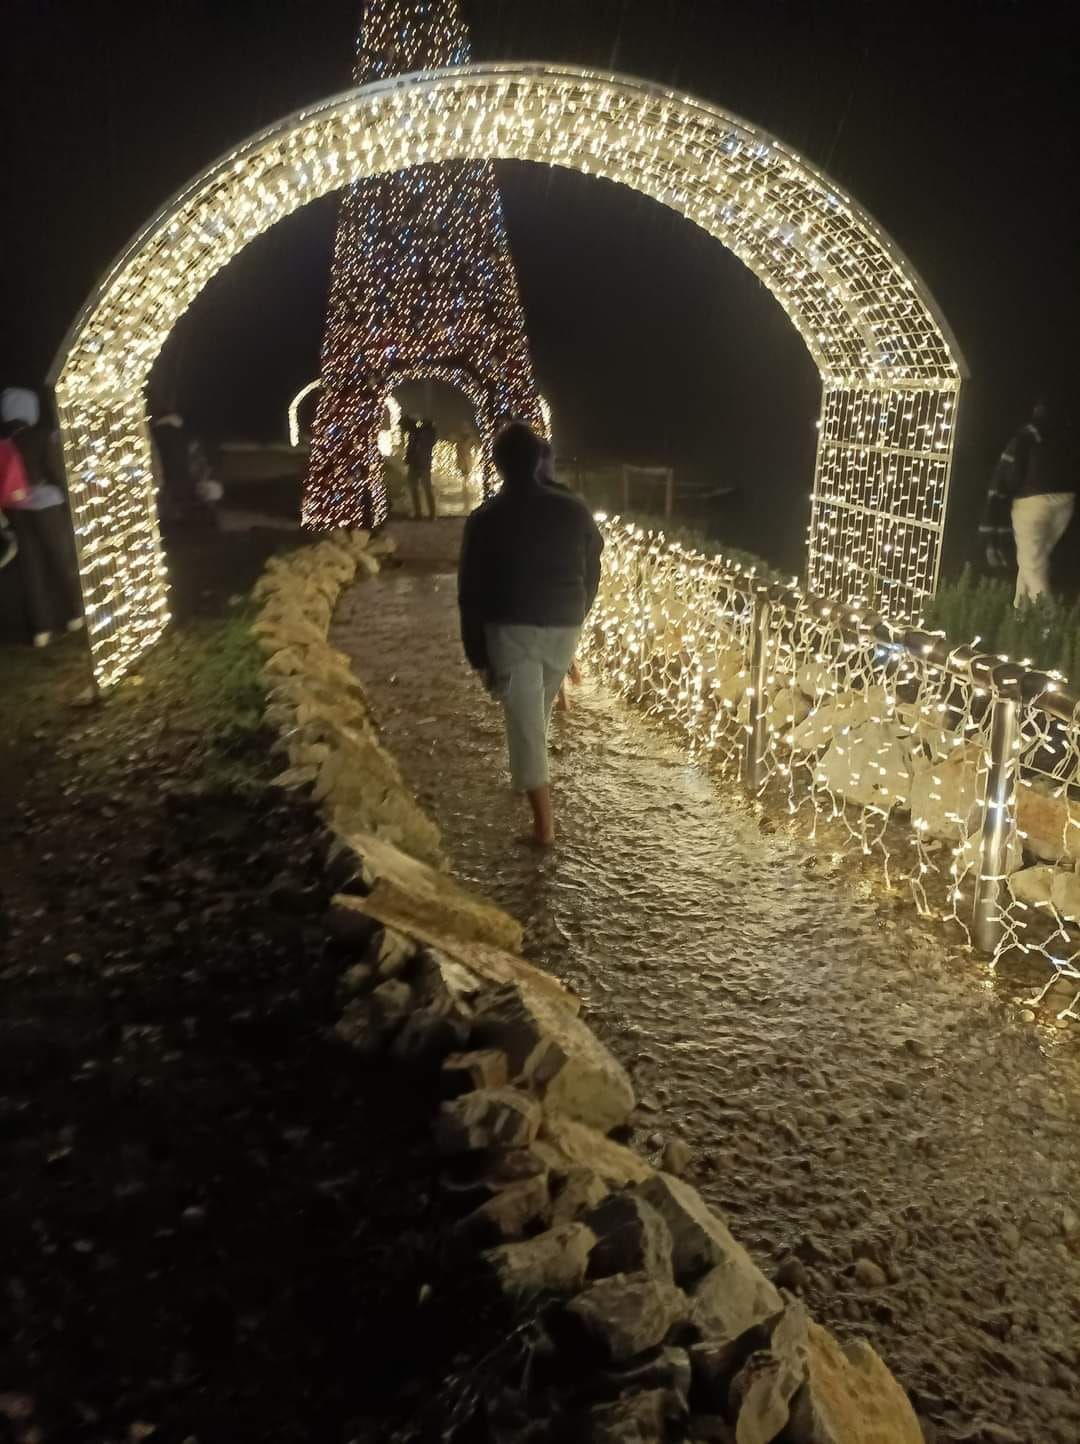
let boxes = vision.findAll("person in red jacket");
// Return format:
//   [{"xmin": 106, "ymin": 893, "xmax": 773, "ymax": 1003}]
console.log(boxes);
[{"xmin": 0, "ymin": 388, "xmax": 84, "ymax": 647}]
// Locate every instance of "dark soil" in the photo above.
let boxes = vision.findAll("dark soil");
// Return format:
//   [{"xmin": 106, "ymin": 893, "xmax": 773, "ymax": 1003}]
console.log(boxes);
[{"xmin": 0, "ymin": 521, "xmax": 509, "ymax": 1444}]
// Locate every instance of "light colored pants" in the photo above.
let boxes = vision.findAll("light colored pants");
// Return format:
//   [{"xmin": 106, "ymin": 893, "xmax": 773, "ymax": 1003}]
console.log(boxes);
[
  {"xmin": 1012, "ymin": 493, "xmax": 1074, "ymax": 605},
  {"xmin": 486, "ymin": 623, "xmax": 581, "ymax": 791}
]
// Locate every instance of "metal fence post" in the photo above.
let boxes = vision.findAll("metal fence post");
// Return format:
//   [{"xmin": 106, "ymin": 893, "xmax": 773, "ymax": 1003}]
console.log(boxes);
[
  {"xmin": 971, "ymin": 673, "xmax": 1021, "ymax": 954},
  {"xmin": 742, "ymin": 588, "xmax": 773, "ymax": 792}
]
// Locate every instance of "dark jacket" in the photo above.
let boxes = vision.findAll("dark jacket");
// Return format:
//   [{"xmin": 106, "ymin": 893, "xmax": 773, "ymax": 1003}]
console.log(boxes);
[
  {"xmin": 406, "ymin": 421, "xmax": 436, "ymax": 470},
  {"xmin": 994, "ymin": 422, "xmax": 1074, "ymax": 502},
  {"xmin": 458, "ymin": 477, "xmax": 603, "ymax": 672}
]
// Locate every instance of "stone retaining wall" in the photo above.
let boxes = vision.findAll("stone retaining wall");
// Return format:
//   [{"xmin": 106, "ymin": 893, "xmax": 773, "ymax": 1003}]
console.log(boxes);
[{"xmin": 250, "ymin": 532, "xmax": 942, "ymax": 1444}]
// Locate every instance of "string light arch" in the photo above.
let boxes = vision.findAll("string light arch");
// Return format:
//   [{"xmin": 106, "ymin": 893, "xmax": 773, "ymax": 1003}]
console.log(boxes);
[{"xmin": 49, "ymin": 62, "xmax": 966, "ymax": 690}]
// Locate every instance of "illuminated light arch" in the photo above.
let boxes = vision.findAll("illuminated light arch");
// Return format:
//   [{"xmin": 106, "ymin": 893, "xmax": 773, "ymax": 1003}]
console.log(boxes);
[
  {"xmin": 287, "ymin": 379, "xmax": 323, "ymax": 447},
  {"xmin": 49, "ymin": 62, "xmax": 966, "ymax": 689}
]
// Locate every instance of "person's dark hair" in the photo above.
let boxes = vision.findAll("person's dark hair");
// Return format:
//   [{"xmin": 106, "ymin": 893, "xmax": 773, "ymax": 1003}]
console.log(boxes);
[{"xmin": 492, "ymin": 421, "xmax": 544, "ymax": 483}]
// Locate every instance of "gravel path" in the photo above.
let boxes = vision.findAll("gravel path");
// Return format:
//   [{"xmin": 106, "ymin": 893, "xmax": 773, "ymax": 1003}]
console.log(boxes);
[{"xmin": 334, "ymin": 525, "xmax": 1080, "ymax": 1442}]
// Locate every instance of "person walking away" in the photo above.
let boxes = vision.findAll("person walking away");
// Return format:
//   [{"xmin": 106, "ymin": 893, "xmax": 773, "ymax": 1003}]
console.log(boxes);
[
  {"xmin": 406, "ymin": 417, "xmax": 437, "ymax": 520},
  {"xmin": 995, "ymin": 401, "xmax": 1075, "ymax": 605},
  {"xmin": 536, "ymin": 439, "xmax": 584, "ymax": 712},
  {"xmin": 458, "ymin": 422, "xmax": 603, "ymax": 847},
  {"xmin": 0, "ymin": 388, "xmax": 84, "ymax": 647},
  {"xmin": 151, "ymin": 406, "xmax": 198, "ymax": 524}
]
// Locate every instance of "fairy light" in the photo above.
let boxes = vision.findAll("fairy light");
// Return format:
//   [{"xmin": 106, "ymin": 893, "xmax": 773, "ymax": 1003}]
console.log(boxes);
[
  {"xmin": 53, "ymin": 62, "xmax": 963, "ymax": 689},
  {"xmin": 288, "ymin": 379, "xmax": 322, "ymax": 446},
  {"xmin": 303, "ymin": 0, "xmax": 544, "ymax": 530}
]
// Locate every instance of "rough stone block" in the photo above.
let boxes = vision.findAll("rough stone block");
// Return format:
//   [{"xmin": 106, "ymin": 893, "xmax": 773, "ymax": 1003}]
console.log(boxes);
[
  {"xmin": 690, "ymin": 1252, "xmax": 783, "ymax": 1344},
  {"xmin": 454, "ymin": 1174, "xmax": 552, "ymax": 1246},
  {"xmin": 435, "ymin": 1087, "xmax": 541, "ymax": 1155},
  {"xmin": 580, "ymin": 1389, "xmax": 680, "ymax": 1444},
  {"xmin": 441, "ymin": 1049, "xmax": 510, "ymax": 1096},
  {"xmin": 485, "ymin": 1221, "xmax": 596, "ymax": 1299},
  {"xmin": 785, "ymin": 1321, "xmax": 923, "ymax": 1444},
  {"xmin": 636, "ymin": 1173, "xmax": 760, "ymax": 1284},
  {"xmin": 369, "ymin": 978, "xmax": 412, "ymax": 1035},
  {"xmin": 562, "ymin": 1272, "xmax": 688, "ymax": 1364},
  {"xmin": 472, "ymin": 982, "xmax": 635, "ymax": 1131},
  {"xmin": 551, "ymin": 1166, "xmax": 610, "ymax": 1224},
  {"xmin": 390, "ymin": 1005, "xmax": 469, "ymax": 1067},
  {"xmin": 585, "ymin": 1193, "xmax": 674, "ymax": 1280},
  {"xmin": 330, "ymin": 833, "xmax": 523, "ymax": 952},
  {"xmin": 535, "ymin": 1116, "xmax": 652, "ymax": 1188}
]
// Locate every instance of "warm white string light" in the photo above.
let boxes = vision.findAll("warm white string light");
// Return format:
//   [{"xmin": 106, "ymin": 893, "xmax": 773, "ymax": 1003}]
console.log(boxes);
[
  {"xmin": 51, "ymin": 62, "xmax": 964, "ymax": 689},
  {"xmin": 585, "ymin": 518, "xmax": 1080, "ymax": 1022}
]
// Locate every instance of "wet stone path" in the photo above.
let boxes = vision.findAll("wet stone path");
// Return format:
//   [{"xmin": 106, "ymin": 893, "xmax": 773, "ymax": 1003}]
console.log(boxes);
[{"xmin": 333, "ymin": 524, "xmax": 1080, "ymax": 1442}]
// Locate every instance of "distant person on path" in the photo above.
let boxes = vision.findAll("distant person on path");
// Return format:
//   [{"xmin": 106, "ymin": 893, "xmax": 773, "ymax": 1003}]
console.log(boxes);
[
  {"xmin": 406, "ymin": 417, "xmax": 437, "ymax": 520},
  {"xmin": 0, "ymin": 387, "xmax": 84, "ymax": 647},
  {"xmin": 458, "ymin": 422, "xmax": 603, "ymax": 847},
  {"xmin": 151, "ymin": 405, "xmax": 198, "ymax": 523},
  {"xmin": 988, "ymin": 400, "xmax": 1075, "ymax": 605}
]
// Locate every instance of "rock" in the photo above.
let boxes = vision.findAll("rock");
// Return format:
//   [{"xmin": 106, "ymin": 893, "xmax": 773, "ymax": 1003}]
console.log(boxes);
[
  {"xmin": 485, "ymin": 1221, "xmax": 596, "ymax": 1299},
  {"xmin": 1007, "ymin": 865, "xmax": 1055, "ymax": 906},
  {"xmin": 552, "ymin": 1166, "xmax": 610, "ymax": 1224},
  {"xmin": 766, "ymin": 687, "xmax": 811, "ymax": 734},
  {"xmin": 333, "ymin": 999, "xmax": 380, "ymax": 1055},
  {"xmin": 731, "ymin": 1298, "xmax": 809, "ymax": 1444},
  {"xmin": 373, "ymin": 921, "xmax": 580, "ymax": 1012},
  {"xmin": 472, "ymin": 982, "xmax": 636, "ymax": 1131},
  {"xmin": 329, "ymin": 834, "xmax": 524, "ymax": 952},
  {"xmin": 688, "ymin": 1414, "xmax": 736, "ymax": 1442},
  {"xmin": 586, "ymin": 1193, "xmax": 674, "ymax": 1280},
  {"xmin": 593, "ymin": 1346, "xmax": 692, "ymax": 1406},
  {"xmin": 1016, "ymin": 787, "xmax": 1080, "ymax": 864},
  {"xmin": 908, "ymin": 748, "xmax": 981, "ymax": 842},
  {"xmin": 535, "ymin": 1115, "xmax": 653, "ymax": 1187},
  {"xmin": 369, "ymin": 978, "xmax": 412, "ymax": 1035},
  {"xmin": 371, "ymin": 924, "xmax": 416, "ymax": 978},
  {"xmin": 441, "ymin": 1049, "xmax": 509, "ymax": 1096},
  {"xmin": 853, "ymin": 1257, "xmax": 888, "ymax": 1290},
  {"xmin": 390, "ymin": 1006, "xmax": 469, "ymax": 1067},
  {"xmin": 775, "ymin": 1257, "xmax": 810, "ymax": 1294},
  {"xmin": 581, "ymin": 1388, "xmax": 678, "ymax": 1443},
  {"xmin": 690, "ymin": 1253, "xmax": 783, "ymax": 1343},
  {"xmin": 785, "ymin": 1322, "xmax": 923, "ymax": 1444},
  {"xmin": 815, "ymin": 720, "xmax": 916, "ymax": 813},
  {"xmin": 562, "ymin": 1272, "xmax": 688, "ymax": 1363},
  {"xmin": 412, "ymin": 948, "xmax": 483, "ymax": 1026},
  {"xmin": 661, "ymin": 1138, "xmax": 693, "ymax": 1177},
  {"xmin": 439, "ymin": 1149, "xmax": 548, "ymax": 1205},
  {"xmin": 435, "ymin": 1088, "xmax": 541, "ymax": 1155},
  {"xmin": 636, "ymin": 1173, "xmax": 764, "ymax": 1284},
  {"xmin": 1050, "ymin": 871, "xmax": 1080, "ymax": 922},
  {"xmin": 788, "ymin": 688, "xmax": 888, "ymax": 756},
  {"xmin": 455, "ymin": 1174, "xmax": 551, "ymax": 1245},
  {"xmin": 339, "ymin": 962, "xmax": 375, "ymax": 994}
]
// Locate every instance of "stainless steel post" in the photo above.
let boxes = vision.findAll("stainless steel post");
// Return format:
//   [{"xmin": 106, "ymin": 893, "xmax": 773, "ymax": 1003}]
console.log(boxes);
[
  {"xmin": 742, "ymin": 589, "xmax": 773, "ymax": 792},
  {"xmin": 971, "ymin": 677, "xmax": 1021, "ymax": 954}
]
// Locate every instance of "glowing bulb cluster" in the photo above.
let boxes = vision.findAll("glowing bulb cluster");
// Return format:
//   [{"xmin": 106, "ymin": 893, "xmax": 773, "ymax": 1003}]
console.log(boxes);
[{"xmin": 53, "ymin": 61, "xmax": 963, "ymax": 689}]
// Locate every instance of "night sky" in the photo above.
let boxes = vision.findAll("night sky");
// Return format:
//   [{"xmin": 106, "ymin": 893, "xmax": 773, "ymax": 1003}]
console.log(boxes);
[{"xmin": 3, "ymin": 0, "xmax": 1077, "ymax": 571}]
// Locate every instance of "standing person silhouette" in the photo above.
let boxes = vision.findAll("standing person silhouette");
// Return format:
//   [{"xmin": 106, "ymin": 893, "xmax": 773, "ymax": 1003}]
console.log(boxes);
[
  {"xmin": 458, "ymin": 422, "xmax": 603, "ymax": 847},
  {"xmin": 405, "ymin": 417, "xmax": 437, "ymax": 520}
]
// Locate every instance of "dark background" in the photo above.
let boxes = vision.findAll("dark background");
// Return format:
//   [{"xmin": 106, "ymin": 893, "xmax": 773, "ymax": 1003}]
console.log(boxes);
[{"xmin": 3, "ymin": 0, "xmax": 1077, "ymax": 572}]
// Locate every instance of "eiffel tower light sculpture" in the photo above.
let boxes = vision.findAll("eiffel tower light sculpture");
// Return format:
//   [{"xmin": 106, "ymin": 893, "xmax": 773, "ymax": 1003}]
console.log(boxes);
[{"xmin": 303, "ymin": 0, "xmax": 544, "ymax": 529}]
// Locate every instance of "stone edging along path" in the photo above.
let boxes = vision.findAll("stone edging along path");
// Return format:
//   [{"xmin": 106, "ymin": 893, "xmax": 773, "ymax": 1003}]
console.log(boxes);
[{"xmin": 250, "ymin": 532, "xmax": 939, "ymax": 1444}]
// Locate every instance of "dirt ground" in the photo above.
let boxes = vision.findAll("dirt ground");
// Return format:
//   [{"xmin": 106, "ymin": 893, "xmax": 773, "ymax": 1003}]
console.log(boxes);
[{"xmin": 0, "ymin": 518, "xmax": 509, "ymax": 1444}]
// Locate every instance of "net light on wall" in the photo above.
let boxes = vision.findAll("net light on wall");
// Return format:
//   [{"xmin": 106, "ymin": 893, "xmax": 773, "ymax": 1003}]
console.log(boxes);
[{"xmin": 50, "ymin": 62, "xmax": 965, "ymax": 690}]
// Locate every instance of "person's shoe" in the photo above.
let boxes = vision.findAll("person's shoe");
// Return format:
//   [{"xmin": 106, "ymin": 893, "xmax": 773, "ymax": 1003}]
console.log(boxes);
[
  {"xmin": 66, "ymin": 616, "xmax": 86, "ymax": 633},
  {"xmin": 33, "ymin": 632, "xmax": 52, "ymax": 648}
]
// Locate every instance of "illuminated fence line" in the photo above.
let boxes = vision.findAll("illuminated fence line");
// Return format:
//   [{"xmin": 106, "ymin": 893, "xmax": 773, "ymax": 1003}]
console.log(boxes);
[{"xmin": 584, "ymin": 518, "xmax": 1080, "ymax": 1024}]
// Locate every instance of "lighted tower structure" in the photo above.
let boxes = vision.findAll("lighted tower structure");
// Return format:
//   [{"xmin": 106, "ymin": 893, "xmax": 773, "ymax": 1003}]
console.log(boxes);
[{"xmin": 303, "ymin": 0, "xmax": 543, "ymax": 529}]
